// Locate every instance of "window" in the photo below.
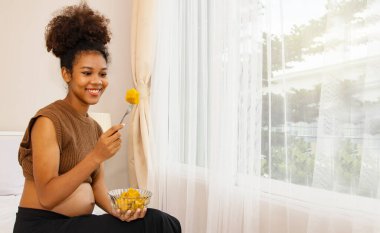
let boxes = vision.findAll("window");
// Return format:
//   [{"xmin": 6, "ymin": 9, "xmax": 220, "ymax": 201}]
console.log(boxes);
[
  {"xmin": 153, "ymin": 0, "xmax": 380, "ymax": 201},
  {"xmin": 261, "ymin": 0, "xmax": 380, "ymax": 198}
]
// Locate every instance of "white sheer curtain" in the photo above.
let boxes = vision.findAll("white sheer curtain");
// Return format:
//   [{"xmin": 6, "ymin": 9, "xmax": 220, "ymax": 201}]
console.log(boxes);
[
  {"xmin": 149, "ymin": 0, "xmax": 380, "ymax": 232},
  {"xmin": 150, "ymin": 0, "xmax": 262, "ymax": 232}
]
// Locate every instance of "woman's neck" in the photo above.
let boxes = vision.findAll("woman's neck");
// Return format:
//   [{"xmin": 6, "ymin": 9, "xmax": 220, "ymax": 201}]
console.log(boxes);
[{"xmin": 63, "ymin": 97, "xmax": 89, "ymax": 116}]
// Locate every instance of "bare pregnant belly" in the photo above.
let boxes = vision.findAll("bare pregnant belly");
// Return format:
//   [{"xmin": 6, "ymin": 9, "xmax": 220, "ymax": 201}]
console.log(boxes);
[{"xmin": 19, "ymin": 180, "xmax": 95, "ymax": 217}]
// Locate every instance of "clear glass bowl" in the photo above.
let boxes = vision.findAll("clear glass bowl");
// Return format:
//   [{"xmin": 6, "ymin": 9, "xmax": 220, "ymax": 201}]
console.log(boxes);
[{"xmin": 108, "ymin": 188, "xmax": 152, "ymax": 213}]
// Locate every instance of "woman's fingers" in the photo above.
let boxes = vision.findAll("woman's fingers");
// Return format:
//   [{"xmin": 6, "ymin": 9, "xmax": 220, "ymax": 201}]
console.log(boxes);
[
  {"xmin": 109, "ymin": 131, "xmax": 122, "ymax": 143},
  {"xmin": 103, "ymin": 125, "xmax": 123, "ymax": 151},
  {"xmin": 139, "ymin": 208, "xmax": 147, "ymax": 218},
  {"xmin": 104, "ymin": 124, "xmax": 124, "ymax": 137},
  {"xmin": 120, "ymin": 208, "xmax": 146, "ymax": 222},
  {"xmin": 121, "ymin": 210, "xmax": 133, "ymax": 221}
]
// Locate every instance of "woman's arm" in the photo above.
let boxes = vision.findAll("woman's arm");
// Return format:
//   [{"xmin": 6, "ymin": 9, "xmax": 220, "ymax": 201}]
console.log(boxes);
[
  {"xmin": 92, "ymin": 164, "xmax": 114, "ymax": 214},
  {"xmin": 32, "ymin": 116, "xmax": 123, "ymax": 209}
]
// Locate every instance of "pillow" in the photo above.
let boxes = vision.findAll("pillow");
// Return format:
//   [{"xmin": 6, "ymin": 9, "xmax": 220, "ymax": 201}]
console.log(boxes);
[
  {"xmin": 88, "ymin": 112, "xmax": 112, "ymax": 132},
  {"xmin": 0, "ymin": 132, "xmax": 24, "ymax": 195}
]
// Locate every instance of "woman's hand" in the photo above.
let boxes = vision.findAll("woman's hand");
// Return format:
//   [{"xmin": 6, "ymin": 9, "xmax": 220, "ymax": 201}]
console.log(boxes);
[
  {"xmin": 91, "ymin": 124, "xmax": 124, "ymax": 164},
  {"xmin": 111, "ymin": 208, "xmax": 147, "ymax": 222}
]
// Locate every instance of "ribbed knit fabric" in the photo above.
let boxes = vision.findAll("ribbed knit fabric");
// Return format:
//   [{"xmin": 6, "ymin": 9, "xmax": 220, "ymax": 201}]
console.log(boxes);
[{"xmin": 18, "ymin": 100, "xmax": 103, "ymax": 183}]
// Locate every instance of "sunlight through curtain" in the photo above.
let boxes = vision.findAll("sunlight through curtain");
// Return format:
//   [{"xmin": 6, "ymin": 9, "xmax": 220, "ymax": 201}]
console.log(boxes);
[
  {"xmin": 150, "ymin": 0, "xmax": 263, "ymax": 232},
  {"xmin": 149, "ymin": 0, "xmax": 380, "ymax": 232}
]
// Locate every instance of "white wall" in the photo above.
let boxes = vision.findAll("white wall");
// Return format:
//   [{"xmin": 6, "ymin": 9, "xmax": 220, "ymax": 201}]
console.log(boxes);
[{"xmin": 0, "ymin": 0, "xmax": 133, "ymax": 189}]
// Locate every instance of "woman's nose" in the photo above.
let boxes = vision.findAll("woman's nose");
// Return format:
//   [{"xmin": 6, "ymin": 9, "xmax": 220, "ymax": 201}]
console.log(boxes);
[{"xmin": 90, "ymin": 77, "xmax": 102, "ymax": 85}]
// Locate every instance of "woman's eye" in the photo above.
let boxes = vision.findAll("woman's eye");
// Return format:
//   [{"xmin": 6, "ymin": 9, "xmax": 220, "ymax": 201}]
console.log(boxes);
[
  {"xmin": 82, "ymin": 72, "xmax": 91, "ymax": 76},
  {"xmin": 100, "ymin": 73, "xmax": 107, "ymax": 78}
]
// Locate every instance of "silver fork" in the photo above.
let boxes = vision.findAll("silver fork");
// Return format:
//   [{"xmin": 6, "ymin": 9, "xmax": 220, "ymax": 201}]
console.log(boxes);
[{"xmin": 119, "ymin": 105, "xmax": 133, "ymax": 124}]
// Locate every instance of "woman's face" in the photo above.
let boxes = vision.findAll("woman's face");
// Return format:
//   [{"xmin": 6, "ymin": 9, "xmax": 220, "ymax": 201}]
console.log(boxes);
[{"xmin": 64, "ymin": 51, "xmax": 108, "ymax": 109}]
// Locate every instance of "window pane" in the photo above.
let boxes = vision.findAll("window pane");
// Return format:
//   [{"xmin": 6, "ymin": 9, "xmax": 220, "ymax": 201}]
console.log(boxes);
[{"xmin": 262, "ymin": 0, "xmax": 380, "ymax": 198}]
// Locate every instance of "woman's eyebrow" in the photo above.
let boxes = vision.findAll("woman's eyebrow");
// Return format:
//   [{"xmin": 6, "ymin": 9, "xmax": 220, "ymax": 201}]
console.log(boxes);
[
  {"xmin": 80, "ymin": 66, "xmax": 93, "ymax": 70},
  {"xmin": 80, "ymin": 66, "xmax": 108, "ymax": 70}
]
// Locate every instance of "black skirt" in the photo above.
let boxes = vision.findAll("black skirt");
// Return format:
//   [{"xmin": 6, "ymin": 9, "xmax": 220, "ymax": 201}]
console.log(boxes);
[{"xmin": 13, "ymin": 207, "xmax": 181, "ymax": 233}]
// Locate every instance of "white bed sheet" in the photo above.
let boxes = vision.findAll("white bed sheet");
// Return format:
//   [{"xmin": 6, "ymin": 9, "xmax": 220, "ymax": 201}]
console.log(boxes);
[{"xmin": 0, "ymin": 194, "xmax": 21, "ymax": 233}]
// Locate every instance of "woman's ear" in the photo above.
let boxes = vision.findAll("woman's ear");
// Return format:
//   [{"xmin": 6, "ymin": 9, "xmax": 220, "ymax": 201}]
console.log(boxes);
[{"xmin": 61, "ymin": 67, "xmax": 71, "ymax": 84}]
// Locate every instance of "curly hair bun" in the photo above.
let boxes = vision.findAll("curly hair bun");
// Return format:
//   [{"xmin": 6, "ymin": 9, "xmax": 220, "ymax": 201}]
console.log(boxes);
[{"xmin": 45, "ymin": 2, "xmax": 111, "ymax": 58}]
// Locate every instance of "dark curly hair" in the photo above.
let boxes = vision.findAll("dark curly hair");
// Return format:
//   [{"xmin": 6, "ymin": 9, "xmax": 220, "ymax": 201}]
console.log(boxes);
[{"xmin": 45, "ymin": 2, "xmax": 111, "ymax": 71}]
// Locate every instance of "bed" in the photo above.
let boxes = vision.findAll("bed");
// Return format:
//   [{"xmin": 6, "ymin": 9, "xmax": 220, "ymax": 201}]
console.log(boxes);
[
  {"xmin": 0, "ymin": 131, "xmax": 105, "ymax": 233},
  {"xmin": 0, "ymin": 131, "xmax": 23, "ymax": 233}
]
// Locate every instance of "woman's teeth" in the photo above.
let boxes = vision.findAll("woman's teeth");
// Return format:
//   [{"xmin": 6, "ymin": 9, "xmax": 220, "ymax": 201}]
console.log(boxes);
[{"xmin": 87, "ymin": 89, "xmax": 101, "ymax": 94}]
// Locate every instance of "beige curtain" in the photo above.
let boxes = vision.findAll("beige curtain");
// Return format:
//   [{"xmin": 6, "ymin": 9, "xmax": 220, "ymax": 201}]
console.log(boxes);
[{"xmin": 127, "ymin": 0, "xmax": 156, "ymax": 189}]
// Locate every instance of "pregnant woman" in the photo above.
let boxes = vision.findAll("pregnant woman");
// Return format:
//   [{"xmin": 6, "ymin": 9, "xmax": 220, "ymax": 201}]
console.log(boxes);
[{"xmin": 13, "ymin": 2, "xmax": 181, "ymax": 233}]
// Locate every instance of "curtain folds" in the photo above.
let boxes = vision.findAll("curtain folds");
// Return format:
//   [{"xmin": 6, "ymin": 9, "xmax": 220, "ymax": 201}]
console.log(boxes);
[
  {"xmin": 128, "ymin": 0, "xmax": 156, "ymax": 189},
  {"xmin": 149, "ymin": 0, "xmax": 380, "ymax": 232},
  {"xmin": 150, "ymin": 0, "xmax": 263, "ymax": 232}
]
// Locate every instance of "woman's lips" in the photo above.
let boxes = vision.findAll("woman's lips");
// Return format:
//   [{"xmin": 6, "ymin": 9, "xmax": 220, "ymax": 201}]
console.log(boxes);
[{"xmin": 86, "ymin": 88, "xmax": 102, "ymax": 96}]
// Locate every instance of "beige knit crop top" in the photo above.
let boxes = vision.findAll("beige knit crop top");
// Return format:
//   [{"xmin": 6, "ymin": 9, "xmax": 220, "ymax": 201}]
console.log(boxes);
[{"xmin": 18, "ymin": 100, "xmax": 102, "ymax": 184}]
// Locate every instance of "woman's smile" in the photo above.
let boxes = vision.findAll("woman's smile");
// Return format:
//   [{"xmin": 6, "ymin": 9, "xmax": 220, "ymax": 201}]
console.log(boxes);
[{"xmin": 86, "ymin": 87, "xmax": 103, "ymax": 96}]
